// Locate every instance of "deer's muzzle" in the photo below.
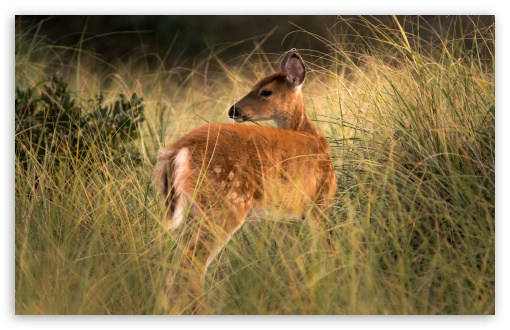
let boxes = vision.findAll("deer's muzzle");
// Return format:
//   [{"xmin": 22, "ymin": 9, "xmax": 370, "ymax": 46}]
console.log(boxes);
[{"xmin": 228, "ymin": 105, "xmax": 245, "ymax": 123}]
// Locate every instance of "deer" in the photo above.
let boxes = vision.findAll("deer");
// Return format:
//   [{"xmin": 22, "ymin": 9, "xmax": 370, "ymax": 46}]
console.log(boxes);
[{"xmin": 154, "ymin": 49, "xmax": 336, "ymax": 313}]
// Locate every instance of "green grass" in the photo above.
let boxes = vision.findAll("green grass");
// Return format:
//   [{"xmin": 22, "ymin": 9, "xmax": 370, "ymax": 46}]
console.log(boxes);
[{"xmin": 15, "ymin": 17, "xmax": 494, "ymax": 314}]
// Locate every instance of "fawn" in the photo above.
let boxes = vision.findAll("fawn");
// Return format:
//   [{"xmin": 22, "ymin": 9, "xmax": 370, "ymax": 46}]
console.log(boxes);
[{"xmin": 154, "ymin": 49, "xmax": 336, "ymax": 313}]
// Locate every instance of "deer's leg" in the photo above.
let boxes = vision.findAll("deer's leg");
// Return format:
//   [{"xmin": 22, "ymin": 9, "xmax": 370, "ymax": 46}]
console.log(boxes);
[
  {"xmin": 168, "ymin": 205, "xmax": 249, "ymax": 314},
  {"xmin": 307, "ymin": 200, "xmax": 335, "ymax": 255}
]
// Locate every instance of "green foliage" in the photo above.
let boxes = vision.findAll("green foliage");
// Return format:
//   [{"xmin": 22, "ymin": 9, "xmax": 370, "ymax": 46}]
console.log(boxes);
[{"xmin": 15, "ymin": 74, "xmax": 145, "ymax": 169}]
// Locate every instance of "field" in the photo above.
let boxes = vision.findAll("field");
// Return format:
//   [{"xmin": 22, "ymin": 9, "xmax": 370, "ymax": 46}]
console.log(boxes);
[{"xmin": 15, "ymin": 16, "xmax": 495, "ymax": 314}]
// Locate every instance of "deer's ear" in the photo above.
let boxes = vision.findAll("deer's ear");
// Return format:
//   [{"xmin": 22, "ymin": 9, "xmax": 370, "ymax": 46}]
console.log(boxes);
[{"xmin": 281, "ymin": 48, "xmax": 306, "ymax": 87}]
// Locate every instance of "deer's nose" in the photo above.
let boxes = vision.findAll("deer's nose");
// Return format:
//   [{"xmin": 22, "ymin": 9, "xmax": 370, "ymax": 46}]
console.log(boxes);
[{"xmin": 228, "ymin": 105, "xmax": 240, "ymax": 118}]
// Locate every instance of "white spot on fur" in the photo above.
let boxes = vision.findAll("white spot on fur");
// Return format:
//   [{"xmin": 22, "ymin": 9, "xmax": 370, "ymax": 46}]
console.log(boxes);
[
  {"xmin": 230, "ymin": 192, "xmax": 247, "ymax": 204},
  {"xmin": 228, "ymin": 171, "xmax": 235, "ymax": 180},
  {"xmin": 214, "ymin": 165, "xmax": 222, "ymax": 174}
]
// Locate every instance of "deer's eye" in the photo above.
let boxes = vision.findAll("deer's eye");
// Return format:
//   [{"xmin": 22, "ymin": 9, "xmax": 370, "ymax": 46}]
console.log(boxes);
[{"xmin": 260, "ymin": 90, "xmax": 273, "ymax": 98}]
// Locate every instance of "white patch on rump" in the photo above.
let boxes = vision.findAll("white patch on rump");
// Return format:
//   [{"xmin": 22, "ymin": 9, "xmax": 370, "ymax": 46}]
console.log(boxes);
[
  {"xmin": 168, "ymin": 199, "xmax": 185, "ymax": 230},
  {"xmin": 167, "ymin": 147, "xmax": 191, "ymax": 231}
]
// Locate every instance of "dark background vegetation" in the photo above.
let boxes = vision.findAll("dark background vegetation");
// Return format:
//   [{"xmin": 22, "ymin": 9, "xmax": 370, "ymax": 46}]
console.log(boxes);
[{"xmin": 15, "ymin": 15, "xmax": 494, "ymax": 69}]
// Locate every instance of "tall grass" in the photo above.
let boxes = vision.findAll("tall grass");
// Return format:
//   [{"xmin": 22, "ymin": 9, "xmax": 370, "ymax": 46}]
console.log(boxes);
[{"xmin": 15, "ymin": 16, "xmax": 494, "ymax": 314}]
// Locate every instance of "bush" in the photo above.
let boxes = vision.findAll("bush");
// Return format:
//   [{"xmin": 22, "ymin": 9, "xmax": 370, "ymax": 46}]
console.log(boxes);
[{"xmin": 15, "ymin": 74, "xmax": 145, "ymax": 169}]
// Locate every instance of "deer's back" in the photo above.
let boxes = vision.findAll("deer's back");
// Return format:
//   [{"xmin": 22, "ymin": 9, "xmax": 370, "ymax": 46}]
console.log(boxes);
[{"xmin": 167, "ymin": 124, "xmax": 334, "ymax": 216}]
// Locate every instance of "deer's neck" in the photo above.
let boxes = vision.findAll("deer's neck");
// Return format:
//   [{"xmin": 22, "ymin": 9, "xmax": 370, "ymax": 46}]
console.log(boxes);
[{"xmin": 274, "ymin": 93, "xmax": 321, "ymax": 137}]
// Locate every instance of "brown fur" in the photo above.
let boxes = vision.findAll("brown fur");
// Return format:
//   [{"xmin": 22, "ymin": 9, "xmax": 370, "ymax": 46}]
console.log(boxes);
[{"xmin": 155, "ymin": 49, "xmax": 336, "ymax": 313}]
